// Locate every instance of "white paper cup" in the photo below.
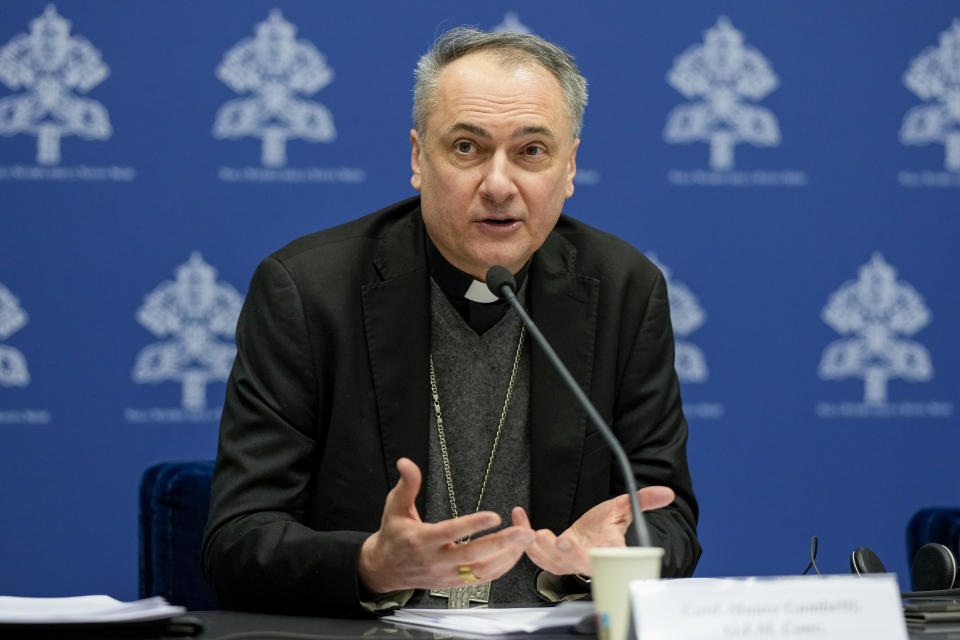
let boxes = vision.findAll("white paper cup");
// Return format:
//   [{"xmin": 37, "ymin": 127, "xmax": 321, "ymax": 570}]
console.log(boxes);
[{"xmin": 589, "ymin": 546, "xmax": 664, "ymax": 640}]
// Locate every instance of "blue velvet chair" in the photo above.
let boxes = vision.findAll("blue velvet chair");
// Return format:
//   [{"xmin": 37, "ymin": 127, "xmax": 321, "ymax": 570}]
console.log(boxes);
[
  {"xmin": 139, "ymin": 460, "xmax": 219, "ymax": 610},
  {"xmin": 907, "ymin": 507, "xmax": 960, "ymax": 586}
]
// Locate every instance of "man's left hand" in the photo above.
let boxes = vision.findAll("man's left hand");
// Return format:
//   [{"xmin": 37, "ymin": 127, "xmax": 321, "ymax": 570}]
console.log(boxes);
[{"xmin": 511, "ymin": 486, "xmax": 675, "ymax": 576}]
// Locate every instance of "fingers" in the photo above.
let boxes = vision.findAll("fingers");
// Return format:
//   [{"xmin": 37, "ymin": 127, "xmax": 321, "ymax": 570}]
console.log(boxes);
[
  {"xmin": 434, "ymin": 526, "xmax": 533, "ymax": 586},
  {"xmin": 511, "ymin": 507, "xmax": 565, "ymax": 572},
  {"xmin": 605, "ymin": 485, "xmax": 676, "ymax": 521},
  {"xmin": 449, "ymin": 526, "xmax": 534, "ymax": 564},
  {"xmin": 364, "ymin": 460, "xmax": 535, "ymax": 592},
  {"xmin": 385, "ymin": 457, "xmax": 421, "ymax": 516},
  {"xmin": 524, "ymin": 528, "xmax": 591, "ymax": 576},
  {"xmin": 512, "ymin": 507, "xmax": 593, "ymax": 575},
  {"xmin": 637, "ymin": 485, "xmax": 675, "ymax": 511},
  {"xmin": 465, "ymin": 537, "xmax": 530, "ymax": 582},
  {"xmin": 425, "ymin": 486, "xmax": 674, "ymax": 586},
  {"xmin": 430, "ymin": 510, "xmax": 502, "ymax": 543},
  {"xmin": 511, "ymin": 506, "xmax": 531, "ymax": 529}
]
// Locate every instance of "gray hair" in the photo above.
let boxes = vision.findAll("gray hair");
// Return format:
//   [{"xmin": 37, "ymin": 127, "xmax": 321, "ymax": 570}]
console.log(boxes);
[{"xmin": 413, "ymin": 27, "xmax": 588, "ymax": 142}]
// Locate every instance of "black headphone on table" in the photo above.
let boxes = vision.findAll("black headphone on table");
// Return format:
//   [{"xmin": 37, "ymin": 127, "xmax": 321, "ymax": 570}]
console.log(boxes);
[{"xmin": 851, "ymin": 543, "xmax": 960, "ymax": 597}]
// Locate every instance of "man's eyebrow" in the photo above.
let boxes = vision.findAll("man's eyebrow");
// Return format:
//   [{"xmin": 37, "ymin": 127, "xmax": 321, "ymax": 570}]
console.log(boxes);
[
  {"xmin": 448, "ymin": 123, "xmax": 490, "ymax": 138},
  {"xmin": 513, "ymin": 125, "xmax": 555, "ymax": 139},
  {"xmin": 446, "ymin": 123, "xmax": 557, "ymax": 140}
]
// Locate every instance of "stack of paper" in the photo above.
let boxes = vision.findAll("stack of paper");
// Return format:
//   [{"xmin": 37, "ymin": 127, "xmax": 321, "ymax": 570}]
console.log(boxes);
[
  {"xmin": 904, "ymin": 597, "xmax": 960, "ymax": 633},
  {"xmin": 387, "ymin": 601, "xmax": 594, "ymax": 635},
  {"xmin": 0, "ymin": 595, "xmax": 186, "ymax": 624}
]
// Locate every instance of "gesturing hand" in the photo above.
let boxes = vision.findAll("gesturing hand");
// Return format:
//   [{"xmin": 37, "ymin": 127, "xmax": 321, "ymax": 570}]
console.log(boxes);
[
  {"xmin": 511, "ymin": 486, "xmax": 675, "ymax": 577},
  {"xmin": 357, "ymin": 458, "xmax": 535, "ymax": 594}
]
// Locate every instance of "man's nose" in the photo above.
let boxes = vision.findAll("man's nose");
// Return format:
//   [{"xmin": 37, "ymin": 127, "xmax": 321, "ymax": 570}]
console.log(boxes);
[{"xmin": 479, "ymin": 151, "xmax": 518, "ymax": 204}]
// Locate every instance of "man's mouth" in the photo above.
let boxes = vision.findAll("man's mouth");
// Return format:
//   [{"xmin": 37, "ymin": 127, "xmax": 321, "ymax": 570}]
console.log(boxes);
[{"xmin": 475, "ymin": 217, "xmax": 522, "ymax": 233}]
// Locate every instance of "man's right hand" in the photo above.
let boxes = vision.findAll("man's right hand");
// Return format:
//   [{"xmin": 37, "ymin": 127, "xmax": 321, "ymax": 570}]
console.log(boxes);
[{"xmin": 357, "ymin": 458, "xmax": 535, "ymax": 594}]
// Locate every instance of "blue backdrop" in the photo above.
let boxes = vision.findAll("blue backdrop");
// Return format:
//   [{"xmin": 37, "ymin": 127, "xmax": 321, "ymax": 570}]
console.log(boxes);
[{"xmin": 1, "ymin": 1, "xmax": 957, "ymax": 600}]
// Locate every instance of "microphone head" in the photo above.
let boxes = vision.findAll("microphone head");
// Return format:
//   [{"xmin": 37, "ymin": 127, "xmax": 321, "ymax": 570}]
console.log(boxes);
[
  {"xmin": 850, "ymin": 546, "xmax": 887, "ymax": 575},
  {"xmin": 912, "ymin": 543, "xmax": 958, "ymax": 591},
  {"xmin": 485, "ymin": 265, "xmax": 516, "ymax": 297}
]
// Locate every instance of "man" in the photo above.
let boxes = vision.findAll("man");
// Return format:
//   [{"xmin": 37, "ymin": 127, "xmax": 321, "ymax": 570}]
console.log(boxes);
[{"xmin": 202, "ymin": 27, "xmax": 699, "ymax": 616}]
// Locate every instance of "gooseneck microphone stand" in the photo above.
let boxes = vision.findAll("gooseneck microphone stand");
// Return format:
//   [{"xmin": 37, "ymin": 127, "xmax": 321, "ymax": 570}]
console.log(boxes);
[{"xmin": 485, "ymin": 265, "xmax": 652, "ymax": 548}]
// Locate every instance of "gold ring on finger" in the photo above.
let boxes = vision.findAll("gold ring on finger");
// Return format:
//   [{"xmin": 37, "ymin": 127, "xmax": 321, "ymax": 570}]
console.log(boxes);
[{"xmin": 458, "ymin": 565, "xmax": 479, "ymax": 584}]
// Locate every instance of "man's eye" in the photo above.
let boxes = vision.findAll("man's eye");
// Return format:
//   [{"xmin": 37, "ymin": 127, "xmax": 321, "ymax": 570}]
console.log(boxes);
[
  {"xmin": 524, "ymin": 145, "xmax": 546, "ymax": 157},
  {"xmin": 455, "ymin": 141, "xmax": 475, "ymax": 154}
]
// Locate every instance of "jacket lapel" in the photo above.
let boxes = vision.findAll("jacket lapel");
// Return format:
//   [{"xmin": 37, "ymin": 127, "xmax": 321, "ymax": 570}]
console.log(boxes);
[
  {"xmin": 359, "ymin": 209, "xmax": 600, "ymax": 525},
  {"xmin": 361, "ymin": 211, "xmax": 431, "ymax": 511},
  {"xmin": 528, "ymin": 227, "xmax": 600, "ymax": 534}
]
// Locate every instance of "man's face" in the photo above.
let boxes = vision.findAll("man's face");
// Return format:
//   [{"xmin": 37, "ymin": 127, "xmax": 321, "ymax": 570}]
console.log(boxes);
[{"xmin": 411, "ymin": 52, "xmax": 579, "ymax": 281}]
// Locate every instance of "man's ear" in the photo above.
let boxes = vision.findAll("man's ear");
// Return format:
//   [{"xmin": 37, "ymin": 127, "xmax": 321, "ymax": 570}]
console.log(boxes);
[
  {"xmin": 565, "ymin": 138, "xmax": 579, "ymax": 199},
  {"xmin": 410, "ymin": 129, "xmax": 422, "ymax": 191}
]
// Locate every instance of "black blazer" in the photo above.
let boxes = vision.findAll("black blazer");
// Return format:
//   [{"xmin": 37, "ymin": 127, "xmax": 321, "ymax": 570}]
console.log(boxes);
[{"xmin": 202, "ymin": 196, "xmax": 700, "ymax": 616}]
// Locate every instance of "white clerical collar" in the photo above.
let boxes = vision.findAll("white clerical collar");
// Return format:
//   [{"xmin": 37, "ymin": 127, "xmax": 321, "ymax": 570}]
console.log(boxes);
[{"xmin": 464, "ymin": 279, "xmax": 500, "ymax": 303}]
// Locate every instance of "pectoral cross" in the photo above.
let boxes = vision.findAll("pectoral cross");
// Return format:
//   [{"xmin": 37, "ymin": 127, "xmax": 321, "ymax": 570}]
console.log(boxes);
[{"xmin": 430, "ymin": 582, "xmax": 491, "ymax": 608}]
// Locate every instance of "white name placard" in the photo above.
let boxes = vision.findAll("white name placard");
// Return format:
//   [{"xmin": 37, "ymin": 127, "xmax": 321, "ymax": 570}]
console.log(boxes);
[{"xmin": 629, "ymin": 575, "xmax": 907, "ymax": 640}]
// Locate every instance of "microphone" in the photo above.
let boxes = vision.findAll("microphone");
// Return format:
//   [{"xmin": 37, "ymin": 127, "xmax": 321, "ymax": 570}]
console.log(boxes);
[{"xmin": 485, "ymin": 265, "xmax": 653, "ymax": 548}]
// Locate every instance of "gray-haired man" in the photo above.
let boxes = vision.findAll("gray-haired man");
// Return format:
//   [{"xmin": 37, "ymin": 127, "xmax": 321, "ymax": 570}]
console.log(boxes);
[{"xmin": 203, "ymin": 27, "xmax": 700, "ymax": 615}]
